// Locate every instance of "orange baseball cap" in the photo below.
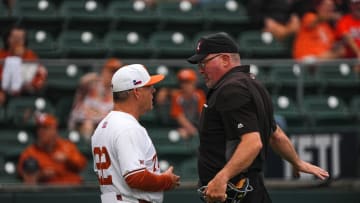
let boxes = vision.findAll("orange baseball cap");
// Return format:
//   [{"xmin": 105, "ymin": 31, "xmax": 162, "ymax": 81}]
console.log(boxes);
[
  {"xmin": 177, "ymin": 69, "xmax": 197, "ymax": 82},
  {"xmin": 36, "ymin": 113, "xmax": 58, "ymax": 128}
]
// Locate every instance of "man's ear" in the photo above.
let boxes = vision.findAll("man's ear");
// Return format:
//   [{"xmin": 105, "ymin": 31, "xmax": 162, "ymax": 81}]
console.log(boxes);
[
  {"xmin": 222, "ymin": 54, "xmax": 231, "ymax": 68},
  {"xmin": 132, "ymin": 88, "xmax": 141, "ymax": 99}
]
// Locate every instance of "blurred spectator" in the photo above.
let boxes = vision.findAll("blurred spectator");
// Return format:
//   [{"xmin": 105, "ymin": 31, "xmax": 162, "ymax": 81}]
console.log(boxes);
[
  {"xmin": 0, "ymin": 26, "xmax": 47, "ymax": 106},
  {"xmin": 247, "ymin": 0, "xmax": 306, "ymax": 41},
  {"xmin": 293, "ymin": 0, "xmax": 344, "ymax": 61},
  {"xmin": 2, "ymin": 0, "xmax": 15, "ymax": 15},
  {"xmin": 336, "ymin": 0, "xmax": 360, "ymax": 57},
  {"xmin": 154, "ymin": 87, "xmax": 176, "ymax": 125},
  {"xmin": 170, "ymin": 68, "xmax": 206, "ymax": 139},
  {"xmin": 336, "ymin": 0, "xmax": 360, "ymax": 73},
  {"xmin": 17, "ymin": 113, "xmax": 87, "ymax": 185},
  {"xmin": 68, "ymin": 58, "xmax": 123, "ymax": 140}
]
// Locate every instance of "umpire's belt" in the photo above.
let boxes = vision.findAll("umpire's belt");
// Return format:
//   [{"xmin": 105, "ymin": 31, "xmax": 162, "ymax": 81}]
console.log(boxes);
[{"xmin": 116, "ymin": 194, "xmax": 151, "ymax": 203}]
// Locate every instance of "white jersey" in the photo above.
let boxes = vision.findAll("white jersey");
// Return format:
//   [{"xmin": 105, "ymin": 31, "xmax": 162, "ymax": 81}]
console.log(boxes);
[{"xmin": 91, "ymin": 111, "xmax": 162, "ymax": 203}]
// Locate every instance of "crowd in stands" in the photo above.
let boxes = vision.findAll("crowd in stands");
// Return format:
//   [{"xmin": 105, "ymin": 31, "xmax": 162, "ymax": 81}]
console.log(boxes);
[
  {"xmin": 2, "ymin": 0, "xmax": 360, "ymax": 67},
  {"xmin": 0, "ymin": 0, "xmax": 360, "ymax": 185},
  {"xmin": 248, "ymin": 0, "xmax": 360, "ymax": 67}
]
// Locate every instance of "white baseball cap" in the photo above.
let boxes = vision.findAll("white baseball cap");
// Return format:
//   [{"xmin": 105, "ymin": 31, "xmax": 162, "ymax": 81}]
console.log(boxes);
[{"xmin": 111, "ymin": 64, "xmax": 164, "ymax": 92}]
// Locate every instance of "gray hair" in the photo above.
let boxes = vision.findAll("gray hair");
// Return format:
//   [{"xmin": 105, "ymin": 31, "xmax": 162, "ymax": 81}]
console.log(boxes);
[
  {"xmin": 113, "ymin": 90, "xmax": 131, "ymax": 102},
  {"xmin": 229, "ymin": 53, "xmax": 241, "ymax": 64}
]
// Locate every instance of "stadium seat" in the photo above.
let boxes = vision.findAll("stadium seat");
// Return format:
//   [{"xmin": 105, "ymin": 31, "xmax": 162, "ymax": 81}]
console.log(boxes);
[
  {"xmin": 1, "ymin": 144, "xmax": 26, "ymax": 183},
  {"xmin": 104, "ymin": 31, "xmax": 153, "ymax": 58},
  {"xmin": 0, "ymin": 130, "xmax": 34, "ymax": 183},
  {"xmin": 350, "ymin": 96, "xmax": 360, "ymax": 124},
  {"xmin": 58, "ymin": 30, "xmax": 107, "ymax": 58},
  {"xmin": 0, "ymin": 106, "xmax": 7, "ymax": 125},
  {"xmin": 249, "ymin": 64, "xmax": 272, "ymax": 88},
  {"xmin": 269, "ymin": 64, "xmax": 319, "ymax": 99},
  {"xmin": 107, "ymin": 1, "xmax": 159, "ymax": 36},
  {"xmin": 202, "ymin": 1, "xmax": 251, "ymax": 35},
  {"xmin": 46, "ymin": 63, "xmax": 84, "ymax": 91},
  {"xmin": 2, "ymin": 147, "xmax": 23, "ymax": 165},
  {"xmin": 81, "ymin": 160, "xmax": 98, "ymax": 182},
  {"xmin": 272, "ymin": 95, "xmax": 308, "ymax": 132},
  {"xmin": 6, "ymin": 97, "xmax": 55, "ymax": 128},
  {"xmin": 192, "ymin": 30, "xmax": 225, "ymax": 39},
  {"xmin": 316, "ymin": 63, "xmax": 360, "ymax": 102},
  {"xmin": 13, "ymin": 0, "xmax": 57, "ymax": 18},
  {"xmin": 302, "ymin": 95, "xmax": 354, "ymax": 131},
  {"xmin": 140, "ymin": 109, "xmax": 158, "ymax": 126},
  {"xmin": 0, "ymin": 3, "xmax": 9, "ymax": 17},
  {"xmin": 0, "ymin": 130, "xmax": 34, "ymax": 155},
  {"xmin": 238, "ymin": 31, "xmax": 290, "ymax": 58},
  {"xmin": 0, "ymin": 156, "xmax": 22, "ymax": 183},
  {"xmin": 0, "ymin": 156, "xmax": 10, "ymax": 183},
  {"xmin": 0, "ymin": 5, "xmax": 16, "ymax": 37},
  {"xmin": 149, "ymin": 31, "xmax": 193, "ymax": 58},
  {"xmin": 50, "ymin": 0, "xmax": 65, "ymax": 7},
  {"xmin": 0, "ymin": 173, "xmax": 21, "ymax": 184},
  {"xmin": 59, "ymin": 1, "xmax": 109, "ymax": 35},
  {"xmin": 147, "ymin": 127, "xmax": 197, "ymax": 160},
  {"xmin": 179, "ymin": 157, "xmax": 198, "ymax": 181},
  {"xmin": 156, "ymin": 2, "xmax": 203, "ymax": 35},
  {"xmin": 55, "ymin": 97, "xmax": 75, "ymax": 128},
  {"xmin": 13, "ymin": 0, "xmax": 63, "ymax": 36},
  {"xmin": 27, "ymin": 30, "xmax": 62, "ymax": 58},
  {"xmin": 146, "ymin": 64, "xmax": 179, "ymax": 88}
]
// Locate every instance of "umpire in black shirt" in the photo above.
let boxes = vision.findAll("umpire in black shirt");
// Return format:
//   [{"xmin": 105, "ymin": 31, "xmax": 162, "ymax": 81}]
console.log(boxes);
[{"xmin": 187, "ymin": 32, "xmax": 329, "ymax": 203}]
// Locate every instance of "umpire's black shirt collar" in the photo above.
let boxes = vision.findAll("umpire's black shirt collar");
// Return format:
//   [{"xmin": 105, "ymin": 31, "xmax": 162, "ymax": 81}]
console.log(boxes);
[{"xmin": 210, "ymin": 65, "xmax": 250, "ymax": 91}]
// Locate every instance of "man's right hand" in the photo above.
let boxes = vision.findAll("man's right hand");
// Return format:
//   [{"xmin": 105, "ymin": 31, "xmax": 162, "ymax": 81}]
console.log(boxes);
[{"xmin": 163, "ymin": 166, "xmax": 180, "ymax": 190}]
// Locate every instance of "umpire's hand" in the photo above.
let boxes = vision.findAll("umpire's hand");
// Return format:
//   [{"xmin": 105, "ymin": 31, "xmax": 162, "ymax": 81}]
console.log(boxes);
[
  {"xmin": 204, "ymin": 175, "xmax": 227, "ymax": 203},
  {"xmin": 292, "ymin": 160, "xmax": 330, "ymax": 180}
]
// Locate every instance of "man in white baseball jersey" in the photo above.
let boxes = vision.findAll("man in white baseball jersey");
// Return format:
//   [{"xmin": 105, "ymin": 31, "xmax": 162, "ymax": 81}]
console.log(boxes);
[{"xmin": 91, "ymin": 64, "xmax": 180, "ymax": 203}]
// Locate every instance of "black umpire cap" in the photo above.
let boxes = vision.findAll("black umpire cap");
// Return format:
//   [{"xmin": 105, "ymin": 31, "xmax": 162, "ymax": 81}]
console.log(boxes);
[{"xmin": 187, "ymin": 32, "xmax": 239, "ymax": 64}]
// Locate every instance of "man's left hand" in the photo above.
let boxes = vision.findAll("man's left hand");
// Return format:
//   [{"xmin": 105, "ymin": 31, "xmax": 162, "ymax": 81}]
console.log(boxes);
[{"xmin": 293, "ymin": 160, "xmax": 330, "ymax": 180}]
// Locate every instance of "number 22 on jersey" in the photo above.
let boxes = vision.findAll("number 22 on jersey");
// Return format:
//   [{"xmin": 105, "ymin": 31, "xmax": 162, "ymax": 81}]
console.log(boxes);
[{"xmin": 93, "ymin": 146, "xmax": 112, "ymax": 185}]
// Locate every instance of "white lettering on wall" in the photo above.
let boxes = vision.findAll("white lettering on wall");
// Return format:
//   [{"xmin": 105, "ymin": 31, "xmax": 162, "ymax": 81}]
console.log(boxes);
[{"xmin": 284, "ymin": 134, "xmax": 341, "ymax": 179}]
